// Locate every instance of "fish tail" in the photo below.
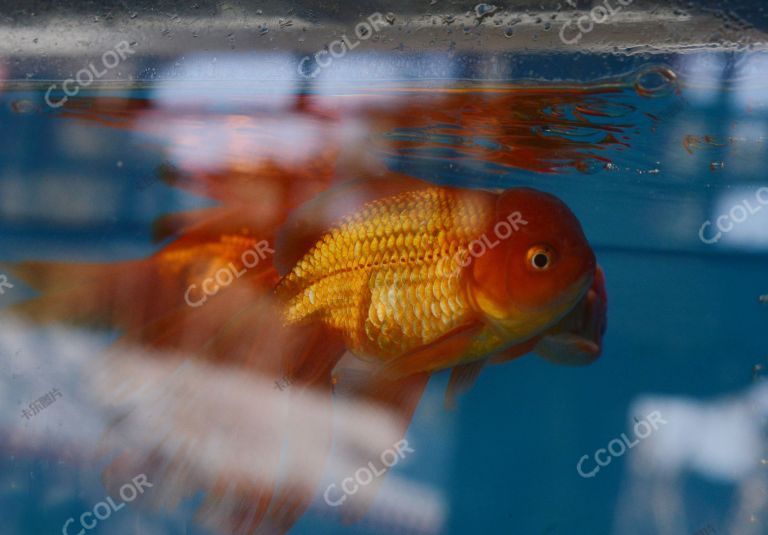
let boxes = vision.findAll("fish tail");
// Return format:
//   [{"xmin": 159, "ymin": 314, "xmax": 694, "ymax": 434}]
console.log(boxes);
[
  {"xmin": 1, "ymin": 203, "xmax": 283, "ymax": 338},
  {"xmin": 1, "ymin": 258, "xmax": 166, "ymax": 331}
]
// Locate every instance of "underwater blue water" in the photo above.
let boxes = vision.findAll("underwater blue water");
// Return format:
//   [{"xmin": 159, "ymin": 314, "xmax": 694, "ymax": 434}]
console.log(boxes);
[{"xmin": 0, "ymin": 49, "xmax": 767, "ymax": 535}]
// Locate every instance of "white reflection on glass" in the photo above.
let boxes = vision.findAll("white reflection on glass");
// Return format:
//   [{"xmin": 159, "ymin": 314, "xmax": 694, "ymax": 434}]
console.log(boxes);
[
  {"xmin": 0, "ymin": 317, "xmax": 447, "ymax": 534},
  {"xmin": 151, "ymin": 52, "xmax": 299, "ymax": 110},
  {"xmin": 680, "ymin": 53, "xmax": 725, "ymax": 107},
  {"xmin": 732, "ymin": 55, "xmax": 768, "ymax": 112},
  {"xmin": 614, "ymin": 385, "xmax": 768, "ymax": 535},
  {"xmin": 710, "ymin": 187, "xmax": 768, "ymax": 249}
]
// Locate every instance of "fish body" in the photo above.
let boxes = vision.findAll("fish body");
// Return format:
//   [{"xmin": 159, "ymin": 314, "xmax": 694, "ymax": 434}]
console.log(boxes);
[
  {"xmin": 277, "ymin": 181, "xmax": 597, "ymax": 375},
  {"xmin": 278, "ymin": 187, "xmax": 492, "ymax": 360}
]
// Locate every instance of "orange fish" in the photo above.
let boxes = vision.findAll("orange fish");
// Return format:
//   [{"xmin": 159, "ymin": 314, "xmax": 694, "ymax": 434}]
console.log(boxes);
[
  {"xmin": 263, "ymin": 176, "xmax": 606, "ymax": 524},
  {"xmin": 3, "ymin": 175, "xmax": 606, "ymax": 535},
  {"xmin": 274, "ymin": 176, "xmax": 602, "ymax": 383}
]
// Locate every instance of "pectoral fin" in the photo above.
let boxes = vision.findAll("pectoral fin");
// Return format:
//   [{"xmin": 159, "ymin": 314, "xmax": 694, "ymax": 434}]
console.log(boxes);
[
  {"xmin": 378, "ymin": 322, "xmax": 484, "ymax": 379},
  {"xmin": 488, "ymin": 337, "xmax": 541, "ymax": 365},
  {"xmin": 445, "ymin": 359, "xmax": 487, "ymax": 409},
  {"xmin": 535, "ymin": 333, "xmax": 601, "ymax": 366}
]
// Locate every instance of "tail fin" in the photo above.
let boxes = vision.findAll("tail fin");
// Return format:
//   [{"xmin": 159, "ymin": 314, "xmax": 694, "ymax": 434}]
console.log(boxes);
[
  {"xmin": 2, "ymin": 203, "xmax": 280, "ymax": 339},
  {"xmin": 3, "ymin": 221, "xmax": 359, "ymax": 535},
  {"xmin": 3, "ymin": 259, "xmax": 172, "ymax": 332}
]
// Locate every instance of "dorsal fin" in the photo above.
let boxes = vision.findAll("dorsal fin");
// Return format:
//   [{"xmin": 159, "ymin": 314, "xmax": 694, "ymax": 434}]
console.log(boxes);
[{"xmin": 273, "ymin": 173, "xmax": 432, "ymax": 275}]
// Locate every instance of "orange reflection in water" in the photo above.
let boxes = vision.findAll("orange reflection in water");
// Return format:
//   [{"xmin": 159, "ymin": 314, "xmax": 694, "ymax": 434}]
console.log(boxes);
[
  {"xmin": 54, "ymin": 70, "xmax": 670, "ymax": 202},
  {"xmin": 362, "ymin": 86, "xmax": 632, "ymax": 173}
]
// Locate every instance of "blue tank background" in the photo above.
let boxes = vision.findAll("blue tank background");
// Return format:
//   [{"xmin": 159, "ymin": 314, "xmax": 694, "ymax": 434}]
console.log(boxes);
[{"xmin": 0, "ymin": 48, "xmax": 766, "ymax": 535}]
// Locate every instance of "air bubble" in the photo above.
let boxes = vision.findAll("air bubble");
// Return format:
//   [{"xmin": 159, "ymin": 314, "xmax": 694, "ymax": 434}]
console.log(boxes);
[{"xmin": 634, "ymin": 66, "xmax": 677, "ymax": 98}]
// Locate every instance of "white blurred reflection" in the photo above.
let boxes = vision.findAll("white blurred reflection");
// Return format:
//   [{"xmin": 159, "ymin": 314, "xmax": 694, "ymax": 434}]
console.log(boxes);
[
  {"xmin": 141, "ymin": 114, "xmax": 334, "ymax": 174},
  {"xmin": 151, "ymin": 52, "xmax": 300, "ymax": 110},
  {"xmin": 312, "ymin": 52, "xmax": 457, "ymax": 89},
  {"xmin": 680, "ymin": 54, "xmax": 725, "ymax": 106},
  {"xmin": 710, "ymin": 187, "xmax": 768, "ymax": 250},
  {"xmin": 0, "ymin": 317, "xmax": 446, "ymax": 534},
  {"xmin": 614, "ymin": 384, "xmax": 768, "ymax": 535},
  {"xmin": 732, "ymin": 55, "xmax": 768, "ymax": 112}
]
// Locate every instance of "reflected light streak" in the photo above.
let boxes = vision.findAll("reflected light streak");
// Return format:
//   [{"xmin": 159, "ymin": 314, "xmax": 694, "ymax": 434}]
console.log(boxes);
[{"xmin": 0, "ymin": 317, "xmax": 446, "ymax": 535}]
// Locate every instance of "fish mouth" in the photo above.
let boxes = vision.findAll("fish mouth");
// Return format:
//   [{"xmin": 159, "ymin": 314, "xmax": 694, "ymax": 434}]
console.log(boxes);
[
  {"xmin": 553, "ymin": 269, "xmax": 595, "ymax": 314},
  {"xmin": 482, "ymin": 269, "xmax": 595, "ymax": 342},
  {"xmin": 555, "ymin": 249, "xmax": 597, "ymax": 313},
  {"xmin": 523, "ymin": 269, "xmax": 595, "ymax": 336}
]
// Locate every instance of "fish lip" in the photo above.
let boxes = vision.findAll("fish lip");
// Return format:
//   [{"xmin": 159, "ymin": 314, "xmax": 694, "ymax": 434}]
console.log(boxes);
[
  {"xmin": 478, "ymin": 269, "xmax": 595, "ymax": 341},
  {"xmin": 563, "ymin": 270, "xmax": 595, "ymax": 308},
  {"xmin": 526, "ymin": 268, "xmax": 597, "ymax": 314},
  {"xmin": 536, "ymin": 268, "xmax": 594, "ymax": 320}
]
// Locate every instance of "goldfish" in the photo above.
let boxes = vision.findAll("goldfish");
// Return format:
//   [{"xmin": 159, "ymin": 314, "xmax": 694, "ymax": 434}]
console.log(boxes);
[
  {"xmin": 1, "ymin": 172, "xmax": 606, "ymax": 535},
  {"xmin": 255, "ymin": 175, "xmax": 606, "ymax": 525},
  {"xmin": 274, "ymin": 176, "xmax": 602, "ymax": 384}
]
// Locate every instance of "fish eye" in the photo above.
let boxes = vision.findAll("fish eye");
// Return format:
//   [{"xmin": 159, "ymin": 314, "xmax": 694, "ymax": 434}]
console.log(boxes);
[{"xmin": 527, "ymin": 245, "xmax": 554, "ymax": 271}]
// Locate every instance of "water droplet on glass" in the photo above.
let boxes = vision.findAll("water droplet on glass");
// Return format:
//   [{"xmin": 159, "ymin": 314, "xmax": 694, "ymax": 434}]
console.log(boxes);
[{"xmin": 474, "ymin": 3, "xmax": 497, "ymax": 18}]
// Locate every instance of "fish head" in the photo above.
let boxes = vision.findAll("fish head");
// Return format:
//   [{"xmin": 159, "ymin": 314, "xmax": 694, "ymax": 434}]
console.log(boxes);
[{"xmin": 467, "ymin": 188, "xmax": 597, "ymax": 338}]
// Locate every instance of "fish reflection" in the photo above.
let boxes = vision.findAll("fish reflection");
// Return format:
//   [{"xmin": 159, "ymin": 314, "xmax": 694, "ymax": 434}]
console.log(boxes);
[{"xmin": 55, "ymin": 67, "xmax": 676, "ymax": 183}]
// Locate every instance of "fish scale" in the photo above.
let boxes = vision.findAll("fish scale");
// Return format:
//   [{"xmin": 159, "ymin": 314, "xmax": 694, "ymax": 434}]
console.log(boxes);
[{"xmin": 278, "ymin": 187, "xmax": 495, "ymax": 360}]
